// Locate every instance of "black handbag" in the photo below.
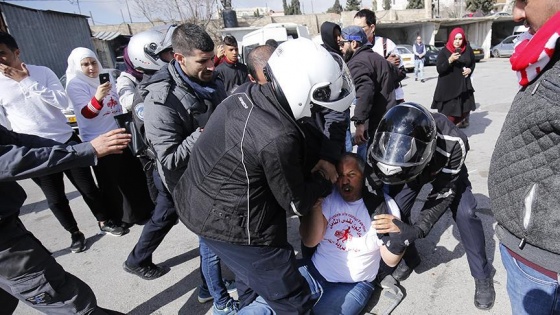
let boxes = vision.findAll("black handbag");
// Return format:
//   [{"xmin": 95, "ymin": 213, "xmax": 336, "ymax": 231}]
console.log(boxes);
[{"xmin": 113, "ymin": 112, "xmax": 148, "ymax": 157}]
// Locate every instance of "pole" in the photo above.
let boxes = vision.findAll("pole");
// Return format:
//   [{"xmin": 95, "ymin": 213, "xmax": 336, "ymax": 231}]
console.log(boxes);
[
  {"xmin": 311, "ymin": 0, "xmax": 314, "ymax": 14},
  {"xmin": 89, "ymin": 10, "xmax": 95, "ymax": 25},
  {"xmin": 76, "ymin": 0, "xmax": 82, "ymax": 14},
  {"xmin": 120, "ymin": 9, "xmax": 126, "ymax": 24}
]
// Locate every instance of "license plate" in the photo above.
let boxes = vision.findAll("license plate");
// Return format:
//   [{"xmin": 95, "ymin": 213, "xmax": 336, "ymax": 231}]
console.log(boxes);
[
  {"xmin": 67, "ymin": 116, "xmax": 77, "ymax": 123},
  {"xmin": 403, "ymin": 57, "xmax": 411, "ymax": 61},
  {"xmin": 473, "ymin": 50, "xmax": 481, "ymax": 54}
]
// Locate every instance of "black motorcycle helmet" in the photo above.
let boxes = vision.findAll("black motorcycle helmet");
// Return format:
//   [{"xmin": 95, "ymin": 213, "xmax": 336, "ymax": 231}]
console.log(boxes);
[{"xmin": 368, "ymin": 102, "xmax": 437, "ymax": 185}]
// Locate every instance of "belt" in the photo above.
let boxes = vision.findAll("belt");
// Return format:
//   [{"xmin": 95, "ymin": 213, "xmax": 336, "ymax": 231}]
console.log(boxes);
[{"xmin": 506, "ymin": 247, "xmax": 558, "ymax": 280}]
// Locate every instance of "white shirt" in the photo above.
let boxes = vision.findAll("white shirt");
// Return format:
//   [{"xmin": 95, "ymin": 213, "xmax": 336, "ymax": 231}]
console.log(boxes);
[
  {"xmin": 312, "ymin": 189, "xmax": 382, "ymax": 283},
  {"xmin": 66, "ymin": 77, "xmax": 122, "ymax": 142},
  {"xmin": 0, "ymin": 65, "xmax": 73, "ymax": 143},
  {"xmin": 372, "ymin": 36, "xmax": 405, "ymax": 101},
  {"xmin": 116, "ymin": 72, "xmax": 139, "ymax": 112}
]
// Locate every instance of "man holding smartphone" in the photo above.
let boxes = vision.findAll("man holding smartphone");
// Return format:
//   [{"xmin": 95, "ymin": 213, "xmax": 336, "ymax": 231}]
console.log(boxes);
[{"xmin": 338, "ymin": 26, "xmax": 399, "ymax": 148}]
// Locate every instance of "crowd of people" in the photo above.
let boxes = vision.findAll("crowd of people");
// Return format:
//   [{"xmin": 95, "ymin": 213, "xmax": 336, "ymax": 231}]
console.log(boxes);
[{"xmin": 0, "ymin": 1, "xmax": 559, "ymax": 314}]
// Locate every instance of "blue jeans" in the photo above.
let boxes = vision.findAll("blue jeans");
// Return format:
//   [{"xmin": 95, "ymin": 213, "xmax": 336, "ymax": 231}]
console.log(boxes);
[
  {"xmin": 500, "ymin": 244, "xmax": 560, "ymax": 314},
  {"xmin": 357, "ymin": 142, "xmax": 367, "ymax": 161},
  {"xmin": 307, "ymin": 262, "xmax": 374, "ymax": 315},
  {"xmin": 414, "ymin": 59, "xmax": 424, "ymax": 80},
  {"xmin": 199, "ymin": 238, "xmax": 230, "ymax": 308}
]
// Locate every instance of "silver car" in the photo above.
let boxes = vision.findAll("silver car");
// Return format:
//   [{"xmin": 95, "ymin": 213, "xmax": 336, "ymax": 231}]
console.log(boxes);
[{"xmin": 491, "ymin": 35, "xmax": 519, "ymax": 58}]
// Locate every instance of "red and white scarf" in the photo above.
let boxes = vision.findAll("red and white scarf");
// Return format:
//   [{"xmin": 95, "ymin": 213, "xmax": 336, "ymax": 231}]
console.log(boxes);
[{"xmin": 510, "ymin": 12, "xmax": 560, "ymax": 87}]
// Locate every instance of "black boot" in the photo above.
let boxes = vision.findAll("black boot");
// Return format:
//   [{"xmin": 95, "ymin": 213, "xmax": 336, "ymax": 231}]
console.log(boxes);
[
  {"xmin": 474, "ymin": 278, "xmax": 495, "ymax": 310},
  {"xmin": 392, "ymin": 259, "xmax": 420, "ymax": 282}
]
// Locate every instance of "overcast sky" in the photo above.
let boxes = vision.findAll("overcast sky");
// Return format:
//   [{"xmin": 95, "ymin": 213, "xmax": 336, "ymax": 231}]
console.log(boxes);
[{"xmin": 4, "ymin": 0, "xmax": 341, "ymax": 25}]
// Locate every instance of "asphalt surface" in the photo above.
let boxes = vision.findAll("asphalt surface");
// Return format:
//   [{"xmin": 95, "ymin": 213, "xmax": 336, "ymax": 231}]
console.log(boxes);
[{"xmin": 14, "ymin": 57, "xmax": 518, "ymax": 315}]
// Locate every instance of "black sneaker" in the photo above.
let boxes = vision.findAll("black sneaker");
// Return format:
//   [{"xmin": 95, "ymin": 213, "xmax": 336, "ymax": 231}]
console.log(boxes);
[
  {"xmin": 123, "ymin": 261, "xmax": 170, "ymax": 280},
  {"xmin": 421, "ymin": 79, "xmax": 425, "ymax": 83},
  {"xmin": 474, "ymin": 278, "xmax": 495, "ymax": 310},
  {"xmin": 392, "ymin": 259, "xmax": 420, "ymax": 282},
  {"xmin": 70, "ymin": 231, "xmax": 86, "ymax": 253},
  {"xmin": 99, "ymin": 221, "xmax": 129, "ymax": 236}
]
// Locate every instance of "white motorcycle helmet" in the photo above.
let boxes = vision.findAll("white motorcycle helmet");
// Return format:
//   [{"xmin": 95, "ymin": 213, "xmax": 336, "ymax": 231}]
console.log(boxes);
[
  {"xmin": 264, "ymin": 37, "xmax": 355, "ymax": 120},
  {"xmin": 127, "ymin": 24, "xmax": 177, "ymax": 72}
]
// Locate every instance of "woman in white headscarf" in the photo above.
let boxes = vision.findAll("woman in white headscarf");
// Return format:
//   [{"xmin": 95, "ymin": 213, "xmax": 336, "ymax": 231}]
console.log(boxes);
[{"xmin": 66, "ymin": 47, "xmax": 153, "ymax": 230}]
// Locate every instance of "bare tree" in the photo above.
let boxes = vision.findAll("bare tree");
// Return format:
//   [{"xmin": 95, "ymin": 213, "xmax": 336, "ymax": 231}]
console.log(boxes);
[{"xmin": 131, "ymin": 0, "xmax": 219, "ymax": 26}]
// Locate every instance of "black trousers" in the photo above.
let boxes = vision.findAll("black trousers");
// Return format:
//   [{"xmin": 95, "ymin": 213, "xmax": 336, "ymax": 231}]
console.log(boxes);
[
  {"xmin": 126, "ymin": 169, "xmax": 177, "ymax": 267},
  {"xmin": 201, "ymin": 237, "xmax": 315, "ymax": 314},
  {"xmin": 0, "ymin": 215, "xmax": 107, "ymax": 315},
  {"xmin": 31, "ymin": 132, "xmax": 108, "ymax": 233},
  {"xmin": 378, "ymin": 166, "xmax": 492, "ymax": 280}
]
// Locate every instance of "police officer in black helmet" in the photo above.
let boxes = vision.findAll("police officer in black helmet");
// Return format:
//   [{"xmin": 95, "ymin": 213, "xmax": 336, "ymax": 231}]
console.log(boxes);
[{"xmin": 367, "ymin": 102, "xmax": 496, "ymax": 310}]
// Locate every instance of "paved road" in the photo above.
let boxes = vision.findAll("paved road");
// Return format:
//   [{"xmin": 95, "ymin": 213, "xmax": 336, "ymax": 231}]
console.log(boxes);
[{"xmin": 14, "ymin": 57, "xmax": 518, "ymax": 315}]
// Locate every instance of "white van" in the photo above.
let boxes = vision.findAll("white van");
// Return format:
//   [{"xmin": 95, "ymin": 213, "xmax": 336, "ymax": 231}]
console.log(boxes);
[
  {"xmin": 513, "ymin": 25, "xmax": 529, "ymax": 35},
  {"xmin": 239, "ymin": 23, "xmax": 311, "ymax": 62}
]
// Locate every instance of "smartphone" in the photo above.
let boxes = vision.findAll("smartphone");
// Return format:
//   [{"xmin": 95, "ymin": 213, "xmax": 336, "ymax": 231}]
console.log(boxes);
[
  {"xmin": 99, "ymin": 73, "xmax": 110, "ymax": 84},
  {"xmin": 455, "ymin": 47, "xmax": 462, "ymax": 54}
]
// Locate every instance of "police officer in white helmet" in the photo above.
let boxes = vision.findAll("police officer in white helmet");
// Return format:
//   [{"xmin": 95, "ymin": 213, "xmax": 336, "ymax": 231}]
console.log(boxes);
[{"xmin": 174, "ymin": 38, "xmax": 355, "ymax": 314}]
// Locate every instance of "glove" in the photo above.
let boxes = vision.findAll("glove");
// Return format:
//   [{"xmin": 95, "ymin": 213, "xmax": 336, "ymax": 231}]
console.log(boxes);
[
  {"xmin": 382, "ymin": 220, "xmax": 422, "ymax": 255},
  {"xmin": 311, "ymin": 170, "xmax": 333, "ymax": 198}
]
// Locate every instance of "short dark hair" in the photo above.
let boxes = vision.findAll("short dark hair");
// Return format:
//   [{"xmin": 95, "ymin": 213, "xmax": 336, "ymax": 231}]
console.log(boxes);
[
  {"xmin": 172, "ymin": 23, "xmax": 214, "ymax": 56},
  {"xmin": 223, "ymin": 35, "xmax": 238, "ymax": 47},
  {"xmin": 354, "ymin": 9, "xmax": 377, "ymax": 27},
  {"xmin": 265, "ymin": 39, "xmax": 279, "ymax": 48},
  {"xmin": 340, "ymin": 152, "xmax": 365, "ymax": 173},
  {"xmin": 247, "ymin": 45, "xmax": 275, "ymax": 80},
  {"xmin": 0, "ymin": 32, "xmax": 19, "ymax": 51}
]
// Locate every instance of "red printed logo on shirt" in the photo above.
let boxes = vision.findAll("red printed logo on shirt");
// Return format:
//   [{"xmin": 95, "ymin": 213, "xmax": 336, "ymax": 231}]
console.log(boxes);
[
  {"xmin": 106, "ymin": 97, "xmax": 118, "ymax": 109},
  {"xmin": 325, "ymin": 213, "xmax": 367, "ymax": 252}
]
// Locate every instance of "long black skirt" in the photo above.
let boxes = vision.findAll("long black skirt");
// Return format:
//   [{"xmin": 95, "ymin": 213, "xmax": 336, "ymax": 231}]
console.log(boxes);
[
  {"xmin": 431, "ymin": 91, "xmax": 476, "ymax": 117},
  {"xmin": 92, "ymin": 148, "xmax": 154, "ymax": 225}
]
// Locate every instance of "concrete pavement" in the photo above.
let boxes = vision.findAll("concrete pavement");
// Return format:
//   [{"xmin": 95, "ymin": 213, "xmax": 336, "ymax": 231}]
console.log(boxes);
[{"xmin": 14, "ymin": 57, "xmax": 518, "ymax": 315}]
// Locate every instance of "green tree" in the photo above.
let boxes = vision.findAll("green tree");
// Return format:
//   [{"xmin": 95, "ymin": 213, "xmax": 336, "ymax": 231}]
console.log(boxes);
[
  {"xmin": 406, "ymin": 0, "xmax": 424, "ymax": 9},
  {"xmin": 284, "ymin": 0, "xmax": 302, "ymax": 15},
  {"xmin": 466, "ymin": 0, "xmax": 495, "ymax": 13},
  {"xmin": 327, "ymin": 0, "xmax": 344, "ymax": 13},
  {"xmin": 220, "ymin": 0, "xmax": 232, "ymax": 10},
  {"xmin": 383, "ymin": 0, "xmax": 391, "ymax": 10},
  {"xmin": 346, "ymin": 0, "xmax": 361, "ymax": 11}
]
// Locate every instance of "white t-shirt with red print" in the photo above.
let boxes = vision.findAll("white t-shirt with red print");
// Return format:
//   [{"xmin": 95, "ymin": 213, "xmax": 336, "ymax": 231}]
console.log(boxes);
[
  {"xmin": 66, "ymin": 77, "xmax": 122, "ymax": 142},
  {"xmin": 312, "ymin": 188, "xmax": 382, "ymax": 283}
]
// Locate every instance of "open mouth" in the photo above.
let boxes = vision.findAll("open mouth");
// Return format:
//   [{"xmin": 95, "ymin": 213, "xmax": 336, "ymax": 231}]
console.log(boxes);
[{"xmin": 341, "ymin": 184, "xmax": 352, "ymax": 192}]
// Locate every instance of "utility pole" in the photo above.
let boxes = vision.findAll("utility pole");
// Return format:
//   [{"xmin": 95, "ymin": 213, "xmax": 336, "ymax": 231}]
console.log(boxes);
[
  {"xmin": 76, "ymin": 0, "xmax": 82, "ymax": 14},
  {"xmin": 89, "ymin": 10, "xmax": 95, "ymax": 25}
]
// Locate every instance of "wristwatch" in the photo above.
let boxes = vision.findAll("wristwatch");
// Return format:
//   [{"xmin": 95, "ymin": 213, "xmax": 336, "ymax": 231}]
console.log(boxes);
[{"xmin": 353, "ymin": 120, "xmax": 365, "ymax": 126}]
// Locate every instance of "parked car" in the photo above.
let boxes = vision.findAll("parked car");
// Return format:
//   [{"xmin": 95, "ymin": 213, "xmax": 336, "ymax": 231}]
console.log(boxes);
[
  {"xmin": 491, "ymin": 35, "xmax": 519, "ymax": 58},
  {"xmin": 395, "ymin": 45, "xmax": 415, "ymax": 72},
  {"xmin": 424, "ymin": 44, "xmax": 440, "ymax": 66},
  {"xmin": 470, "ymin": 43, "xmax": 485, "ymax": 62},
  {"xmin": 59, "ymin": 68, "xmax": 122, "ymax": 132}
]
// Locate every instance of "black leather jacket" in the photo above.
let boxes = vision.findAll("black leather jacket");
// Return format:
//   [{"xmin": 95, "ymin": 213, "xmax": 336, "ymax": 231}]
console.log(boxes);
[{"xmin": 174, "ymin": 83, "xmax": 332, "ymax": 246}]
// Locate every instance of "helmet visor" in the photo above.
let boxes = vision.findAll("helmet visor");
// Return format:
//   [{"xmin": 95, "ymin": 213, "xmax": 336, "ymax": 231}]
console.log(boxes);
[
  {"xmin": 310, "ymin": 53, "xmax": 355, "ymax": 112},
  {"xmin": 371, "ymin": 132, "xmax": 434, "ymax": 167}
]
